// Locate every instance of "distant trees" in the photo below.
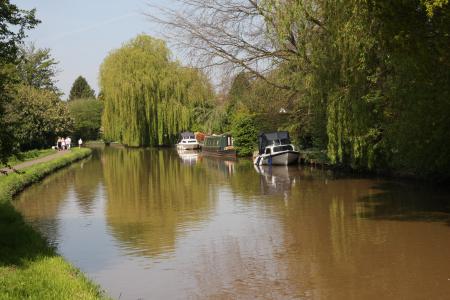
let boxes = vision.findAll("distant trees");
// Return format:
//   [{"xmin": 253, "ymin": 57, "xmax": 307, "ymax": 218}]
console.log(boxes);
[
  {"xmin": 68, "ymin": 99, "xmax": 103, "ymax": 141},
  {"xmin": 100, "ymin": 34, "xmax": 213, "ymax": 146},
  {"xmin": 68, "ymin": 76, "xmax": 95, "ymax": 100}
]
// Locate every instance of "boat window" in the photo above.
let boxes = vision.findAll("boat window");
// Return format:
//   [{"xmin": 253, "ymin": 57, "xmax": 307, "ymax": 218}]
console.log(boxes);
[
  {"xmin": 265, "ymin": 148, "xmax": 271, "ymax": 154},
  {"xmin": 273, "ymin": 145, "xmax": 293, "ymax": 152}
]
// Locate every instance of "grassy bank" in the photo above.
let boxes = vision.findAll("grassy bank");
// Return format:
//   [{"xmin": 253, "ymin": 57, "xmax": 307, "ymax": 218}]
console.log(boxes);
[{"xmin": 0, "ymin": 148, "xmax": 108, "ymax": 299}]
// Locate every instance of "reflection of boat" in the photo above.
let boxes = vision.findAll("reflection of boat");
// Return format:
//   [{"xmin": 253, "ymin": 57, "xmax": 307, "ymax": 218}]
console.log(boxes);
[
  {"xmin": 176, "ymin": 149, "xmax": 199, "ymax": 164},
  {"xmin": 201, "ymin": 134, "xmax": 236, "ymax": 158},
  {"xmin": 254, "ymin": 132, "xmax": 299, "ymax": 166},
  {"xmin": 177, "ymin": 132, "xmax": 200, "ymax": 150},
  {"xmin": 254, "ymin": 164, "xmax": 298, "ymax": 195}
]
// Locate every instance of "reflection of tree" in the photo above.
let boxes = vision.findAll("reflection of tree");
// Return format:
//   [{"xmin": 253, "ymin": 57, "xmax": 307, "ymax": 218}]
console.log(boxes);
[
  {"xmin": 72, "ymin": 151, "xmax": 103, "ymax": 214},
  {"xmin": 102, "ymin": 148, "xmax": 215, "ymax": 257},
  {"xmin": 13, "ymin": 166, "xmax": 77, "ymax": 245}
]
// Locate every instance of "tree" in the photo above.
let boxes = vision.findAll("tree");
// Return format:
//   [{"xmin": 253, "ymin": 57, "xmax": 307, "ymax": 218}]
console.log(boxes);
[
  {"xmin": 68, "ymin": 98, "xmax": 103, "ymax": 141},
  {"xmin": 0, "ymin": 1, "xmax": 39, "ymax": 164},
  {"xmin": 231, "ymin": 111, "xmax": 258, "ymax": 156},
  {"xmin": 100, "ymin": 34, "xmax": 212, "ymax": 146},
  {"xmin": 146, "ymin": 0, "xmax": 297, "ymax": 90},
  {"xmin": 68, "ymin": 76, "xmax": 95, "ymax": 100},
  {"xmin": 17, "ymin": 43, "xmax": 59, "ymax": 92},
  {"xmin": 5, "ymin": 85, "xmax": 73, "ymax": 151}
]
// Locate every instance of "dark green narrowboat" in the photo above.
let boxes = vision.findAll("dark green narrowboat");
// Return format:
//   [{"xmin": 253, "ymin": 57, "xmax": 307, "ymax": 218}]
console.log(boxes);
[{"xmin": 201, "ymin": 134, "xmax": 237, "ymax": 158}]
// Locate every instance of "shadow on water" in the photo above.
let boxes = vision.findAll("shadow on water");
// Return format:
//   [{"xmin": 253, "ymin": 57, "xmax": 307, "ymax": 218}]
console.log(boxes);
[
  {"xmin": 0, "ymin": 201, "xmax": 54, "ymax": 266},
  {"xmin": 356, "ymin": 181, "xmax": 450, "ymax": 226}
]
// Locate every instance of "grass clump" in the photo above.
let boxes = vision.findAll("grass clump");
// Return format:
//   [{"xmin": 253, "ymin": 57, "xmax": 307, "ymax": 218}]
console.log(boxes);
[{"xmin": 0, "ymin": 148, "xmax": 109, "ymax": 299}]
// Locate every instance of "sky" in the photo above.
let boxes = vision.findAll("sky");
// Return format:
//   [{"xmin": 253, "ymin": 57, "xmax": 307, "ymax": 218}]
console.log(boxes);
[{"xmin": 14, "ymin": 0, "xmax": 175, "ymax": 99}]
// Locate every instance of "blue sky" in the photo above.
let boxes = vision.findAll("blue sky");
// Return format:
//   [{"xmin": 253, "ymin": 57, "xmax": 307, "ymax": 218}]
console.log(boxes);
[{"xmin": 15, "ymin": 0, "xmax": 175, "ymax": 99}]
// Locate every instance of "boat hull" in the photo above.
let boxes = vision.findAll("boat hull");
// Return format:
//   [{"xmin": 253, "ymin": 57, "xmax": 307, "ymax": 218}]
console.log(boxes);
[
  {"xmin": 177, "ymin": 143, "xmax": 200, "ymax": 150},
  {"xmin": 201, "ymin": 148, "xmax": 237, "ymax": 159},
  {"xmin": 255, "ymin": 151, "xmax": 299, "ymax": 166}
]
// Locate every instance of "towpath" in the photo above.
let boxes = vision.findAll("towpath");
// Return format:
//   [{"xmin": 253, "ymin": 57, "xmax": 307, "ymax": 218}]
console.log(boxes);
[{"xmin": 0, "ymin": 150, "xmax": 71, "ymax": 175}]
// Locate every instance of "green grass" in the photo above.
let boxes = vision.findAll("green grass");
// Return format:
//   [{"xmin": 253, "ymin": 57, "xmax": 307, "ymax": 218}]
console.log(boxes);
[
  {"xmin": 0, "ymin": 148, "xmax": 109, "ymax": 300},
  {"xmin": 7, "ymin": 149, "xmax": 55, "ymax": 167}
]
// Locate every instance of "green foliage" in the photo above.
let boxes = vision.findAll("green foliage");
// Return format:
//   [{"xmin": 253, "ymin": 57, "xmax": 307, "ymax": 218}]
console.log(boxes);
[
  {"xmin": 17, "ymin": 43, "xmax": 59, "ymax": 92},
  {"xmin": 422, "ymin": 0, "xmax": 449, "ymax": 16},
  {"xmin": 68, "ymin": 98, "xmax": 103, "ymax": 141},
  {"xmin": 257, "ymin": 0, "xmax": 450, "ymax": 179},
  {"xmin": 68, "ymin": 76, "xmax": 95, "ymax": 100},
  {"xmin": 0, "ymin": 1, "xmax": 39, "ymax": 164},
  {"xmin": 5, "ymin": 85, "xmax": 73, "ymax": 151},
  {"xmin": 231, "ymin": 112, "xmax": 258, "ymax": 156},
  {"xmin": 100, "ymin": 34, "xmax": 213, "ymax": 146}
]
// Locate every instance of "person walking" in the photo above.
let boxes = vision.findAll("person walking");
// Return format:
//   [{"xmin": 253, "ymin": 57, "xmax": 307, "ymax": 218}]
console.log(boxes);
[
  {"xmin": 78, "ymin": 138, "xmax": 83, "ymax": 148},
  {"xmin": 65, "ymin": 136, "xmax": 71, "ymax": 150},
  {"xmin": 57, "ymin": 137, "xmax": 62, "ymax": 151},
  {"xmin": 61, "ymin": 138, "xmax": 66, "ymax": 150}
]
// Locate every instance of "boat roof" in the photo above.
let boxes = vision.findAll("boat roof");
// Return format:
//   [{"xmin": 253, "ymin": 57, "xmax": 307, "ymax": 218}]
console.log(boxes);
[
  {"xmin": 258, "ymin": 131, "xmax": 291, "ymax": 154},
  {"xmin": 259, "ymin": 131, "xmax": 290, "ymax": 141},
  {"xmin": 180, "ymin": 132, "xmax": 195, "ymax": 139}
]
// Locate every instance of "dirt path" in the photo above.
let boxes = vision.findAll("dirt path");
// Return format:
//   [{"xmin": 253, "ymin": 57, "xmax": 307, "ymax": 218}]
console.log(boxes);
[{"xmin": 1, "ymin": 150, "xmax": 72, "ymax": 174}]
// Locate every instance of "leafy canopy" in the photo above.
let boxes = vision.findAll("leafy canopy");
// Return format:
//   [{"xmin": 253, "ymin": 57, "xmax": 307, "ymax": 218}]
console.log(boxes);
[
  {"xmin": 0, "ymin": 1, "xmax": 39, "ymax": 164},
  {"xmin": 17, "ymin": 43, "xmax": 59, "ymax": 92},
  {"xmin": 5, "ymin": 85, "xmax": 73, "ymax": 151}
]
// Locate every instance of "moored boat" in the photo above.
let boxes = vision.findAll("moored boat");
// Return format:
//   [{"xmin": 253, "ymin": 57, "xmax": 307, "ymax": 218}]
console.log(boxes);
[
  {"xmin": 254, "ymin": 131, "xmax": 299, "ymax": 166},
  {"xmin": 201, "ymin": 134, "xmax": 236, "ymax": 158},
  {"xmin": 176, "ymin": 132, "xmax": 200, "ymax": 150}
]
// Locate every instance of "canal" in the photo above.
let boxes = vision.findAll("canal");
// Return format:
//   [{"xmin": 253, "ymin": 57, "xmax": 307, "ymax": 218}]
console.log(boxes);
[{"xmin": 13, "ymin": 147, "xmax": 450, "ymax": 299}]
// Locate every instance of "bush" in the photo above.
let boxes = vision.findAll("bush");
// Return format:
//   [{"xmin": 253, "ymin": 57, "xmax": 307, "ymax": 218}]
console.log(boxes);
[{"xmin": 231, "ymin": 112, "xmax": 258, "ymax": 156}]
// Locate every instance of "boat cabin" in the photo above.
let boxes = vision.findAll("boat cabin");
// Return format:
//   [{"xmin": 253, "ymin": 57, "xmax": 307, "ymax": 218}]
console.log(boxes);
[
  {"xmin": 180, "ymin": 131, "xmax": 196, "ymax": 140},
  {"xmin": 263, "ymin": 144, "xmax": 295, "ymax": 155},
  {"xmin": 258, "ymin": 131, "xmax": 292, "ymax": 154},
  {"xmin": 203, "ymin": 134, "xmax": 233, "ymax": 150}
]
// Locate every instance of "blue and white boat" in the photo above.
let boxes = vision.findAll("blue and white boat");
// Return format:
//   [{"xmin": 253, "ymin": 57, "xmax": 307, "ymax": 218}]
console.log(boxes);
[{"xmin": 253, "ymin": 132, "xmax": 299, "ymax": 166}]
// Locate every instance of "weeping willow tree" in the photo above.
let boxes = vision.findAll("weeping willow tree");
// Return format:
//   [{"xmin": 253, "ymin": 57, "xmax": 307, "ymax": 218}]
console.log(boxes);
[{"xmin": 100, "ymin": 35, "xmax": 212, "ymax": 146}]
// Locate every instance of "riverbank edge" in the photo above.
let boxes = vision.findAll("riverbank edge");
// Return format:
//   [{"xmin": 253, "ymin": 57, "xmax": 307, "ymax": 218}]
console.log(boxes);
[{"xmin": 0, "ymin": 148, "xmax": 109, "ymax": 300}]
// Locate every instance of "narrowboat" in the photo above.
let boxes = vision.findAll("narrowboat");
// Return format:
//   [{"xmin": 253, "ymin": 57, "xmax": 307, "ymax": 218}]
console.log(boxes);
[{"xmin": 201, "ymin": 134, "xmax": 236, "ymax": 158}]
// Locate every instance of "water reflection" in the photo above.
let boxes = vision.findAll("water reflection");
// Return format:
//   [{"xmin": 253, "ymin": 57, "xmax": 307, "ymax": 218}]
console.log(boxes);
[
  {"xmin": 102, "ymin": 148, "xmax": 215, "ymax": 258},
  {"xmin": 13, "ymin": 148, "xmax": 450, "ymax": 300},
  {"xmin": 176, "ymin": 149, "xmax": 199, "ymax": 165}
]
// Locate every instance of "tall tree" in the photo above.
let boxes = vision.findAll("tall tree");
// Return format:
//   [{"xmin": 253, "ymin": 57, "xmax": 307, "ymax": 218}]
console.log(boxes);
[
  {"xmin": 100, "ymin": 34, "xmax": 212, "ymax": 146},
  {"xmin": 68, "ymin": 76, "xmax": 95, "ymax": 100},
  {"xmin": 0, "ymin": 1, "xmax": 39, "ymax": 164},
  {"xmin": 17, "ymin": 43, "xmax": 59, "ymax": 92}
]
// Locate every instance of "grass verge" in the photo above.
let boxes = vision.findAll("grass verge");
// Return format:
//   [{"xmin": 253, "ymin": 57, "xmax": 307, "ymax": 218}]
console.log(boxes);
[{"xmin": 0, "ymin": 148, "xmax": 109, "ymax": 299}]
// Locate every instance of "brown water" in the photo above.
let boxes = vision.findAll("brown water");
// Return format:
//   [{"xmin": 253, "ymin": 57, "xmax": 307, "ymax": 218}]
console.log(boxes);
[{"xmin": 13, "ymin": 147, "xmax": 450, "ymax": 299}]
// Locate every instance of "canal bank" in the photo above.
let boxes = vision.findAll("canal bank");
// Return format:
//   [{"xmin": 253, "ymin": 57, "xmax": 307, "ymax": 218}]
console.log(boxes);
[{"xmin": 0, "ymin": 148, "xmax": 108, "ymax": 299}]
